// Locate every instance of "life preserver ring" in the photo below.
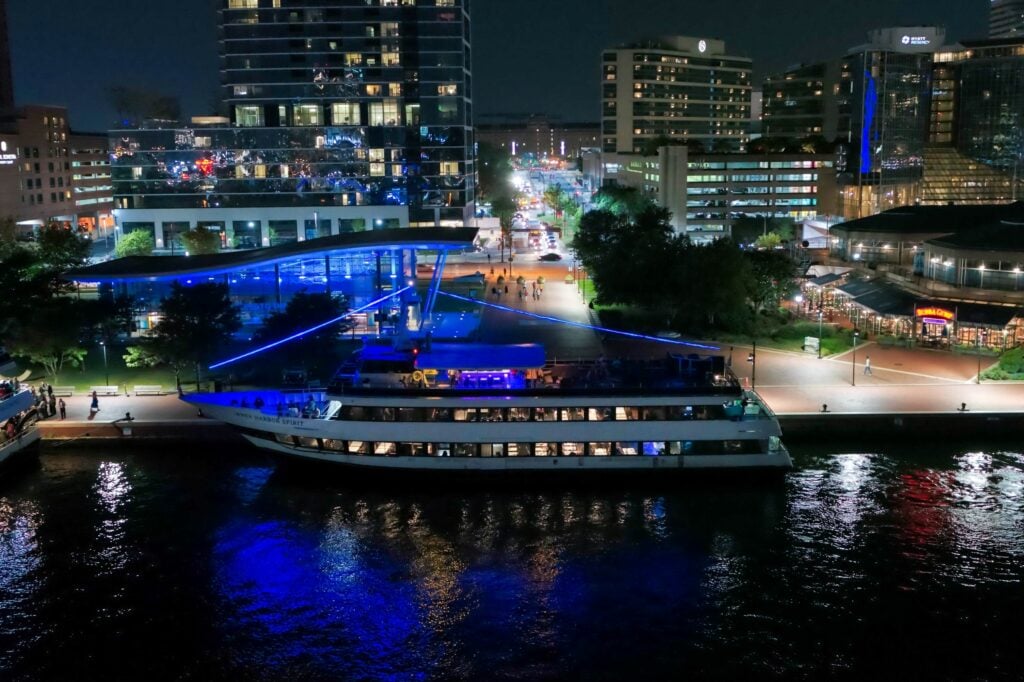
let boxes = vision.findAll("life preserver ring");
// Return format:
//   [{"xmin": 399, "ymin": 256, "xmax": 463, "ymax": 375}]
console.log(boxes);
[{"xmin": 411, "ymin": 370, "xmax": 424, "ymax": 384}]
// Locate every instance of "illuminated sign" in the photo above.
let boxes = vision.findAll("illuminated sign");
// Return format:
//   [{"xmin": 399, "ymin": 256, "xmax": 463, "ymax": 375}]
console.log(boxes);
[
  {"xmin": 0, "ymin": 140, "xmax": 16, "ymax": 165},
  {"xmin": 901, "ymin": 35, "xmax": 931, "ymax": 46},
  {"xmin": 698, "ymin": 40, "xmax": 707, "ymax": 53},
  {"xmin": 915, "ymin": 306, "xmax": 954, "ymax": 321}
]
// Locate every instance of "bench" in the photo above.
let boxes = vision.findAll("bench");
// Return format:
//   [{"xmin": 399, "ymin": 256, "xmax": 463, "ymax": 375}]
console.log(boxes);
[
  {"xmin": 50, "ymin": 386, "xmax": 75, "ymax": 397},
  {"xmin": 133, "ymin": 385, "xmax": 164, "ymax": 396},
  {"xmin": 89, "ymin": 385, "xmax": 121, "ymax": 397}
]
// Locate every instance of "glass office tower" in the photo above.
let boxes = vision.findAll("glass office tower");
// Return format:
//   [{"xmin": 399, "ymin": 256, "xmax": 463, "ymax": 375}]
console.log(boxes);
[{"xmin": 112, "ymin": 0, "xmax": 474, "ymax": 249}]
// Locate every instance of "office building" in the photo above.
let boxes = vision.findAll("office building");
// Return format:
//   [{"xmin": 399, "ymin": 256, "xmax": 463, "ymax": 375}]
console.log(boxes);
[
  {"xmin": 112, "ymin": 0, "xmax": 474, "ymax": 251},
  {"xmin": 991, "ymin": 0, "xmax": 1024, "ymax": 39},
  {"xmin": 587, "ymin": 146, "xmax": 835, "ymax": 242},
  {"xmin": 69, "ymin": 132, "xmax": 114, "ymax": 240},
  {"xmin": 601, "ymin": 36, "xmax": 752, "ymax": 154}
]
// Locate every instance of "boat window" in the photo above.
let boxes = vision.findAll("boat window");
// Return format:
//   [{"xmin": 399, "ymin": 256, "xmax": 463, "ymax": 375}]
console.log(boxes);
[
  {"xmin": 508, "ymin": 407, "xmax": 531, "ymax": 422},
  {"xmin": 509, "ymin": 442, "xmax": 532, "ymax": 457},
  {"xmin": 298, "ymin": 437, "xmax": 320, "ymax": 449},
  {"xmin": 588, "ymin": 407, "xmax": 613, "ymax": 421},
  {"xmin": 615, "ymin": 441, "xmax": 639, "ymax": 455},
  {"xmin": 674, "ymin": 405, "xmax": 695, "ymax": 420},
  {"xmin": 343, "ymin": 405, "xmax": 368, "ymax": 420},
  {"xmin": 396, "ymin": 408, "xmax": 425, "ymax": 421},
  {"xmin": 643, "ymin": 441, "xmax": 666, "ymax": 456},
  {"xmin": 453, "ymin": 409, "xmax": 472, "ymax": 421},
  {"xmin": 369, "ymin": 407, "xmax": 395, "ymax": 421},
  {"xmin": 437, "ymin": 442, "xmax": 452, "ymax": 457},
  {"xmin": 398, "ymin": 442, "xmax": 432, "ymax": 456},
  {"xmin": 589, "ymin": 442, "xmax": 612, "ymax": 456},
  {"xmin": 641, "ymin": 407, "xmax": 666, "ymax": 421},
  {"xmin": 346, "ymin": 440, "xmax": 369, "ymax": 455},
  {"xmin": 534, "ymin": 407, "xmax": 557, "ymax": 422},
  {"xmin": 480, "ymin": 443, "xmax": 505, "ymax": 457},
  {"xmin": 615, "ymin": 407, "xmax": 640, "ymax": 421},
  {"xmin": 560, "ymin": 442, "xmax": 584, "ymax": 456},
  {"xmin": 453, "ymin": 443, "xmax": 475, "ymax": 457},
  {"xmin": 559, "ymin": 407, "xmax": 585, "ymax": 421},
  {"xmin": 667, "ymin": 441, "xmax": 683, "ymax": 455},
  {"xmin": 478, "ymin": 408, "xmax": 505, "ymax": 422},
  {"xmin": 275, "ymin": 433, "xmax": 296, "ymax": 445},
  {"xmin": 322, "ymin": 439, "xmax": 345, "ymax": 451},
  {"xmin": 429, "ymin": 408, "xmax": 452, "ymax": 422},
  {"xmin": 535, "ymin": 442, "xmax": 557, "ymax": 457},
  {"xmin": 374, "ymin": 442, "xmax": 397, "ymax": 456}
]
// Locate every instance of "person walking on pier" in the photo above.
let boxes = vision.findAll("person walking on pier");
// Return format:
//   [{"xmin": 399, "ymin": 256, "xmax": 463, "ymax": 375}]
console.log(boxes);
[
  {"xmin": 58, "ymin": 398, "xmax": 66, "ymax": 420},
  {"xmin": 90, "ymin": 391, "xmax": 100, "ymax": 415},
  {"xmin": 863, "ymin": 355, "xmax": 872, "ymax": 376}
]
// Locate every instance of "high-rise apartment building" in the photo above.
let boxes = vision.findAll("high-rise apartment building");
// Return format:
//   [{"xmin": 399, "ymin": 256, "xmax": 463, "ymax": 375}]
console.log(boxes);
[
  {"xmin": 601, "ymin": 36, "xmax": 752, "ymax": 154},
  {"xmin": 991, "ymin": 0, "xmax": 1024, "ymax": 38},
  {"xmin": 112, "ymin": 0, "xmax": 474, "ymax": 251}
]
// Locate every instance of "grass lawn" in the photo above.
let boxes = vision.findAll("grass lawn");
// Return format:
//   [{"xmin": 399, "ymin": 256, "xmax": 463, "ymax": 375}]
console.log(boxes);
[
  {"xmin": 18, "ymin": 344, "xmax": 179, "ymax": 390},
  {"xmin": 720, "ymin": 321, "xmax": 854, "ymax": 356}
]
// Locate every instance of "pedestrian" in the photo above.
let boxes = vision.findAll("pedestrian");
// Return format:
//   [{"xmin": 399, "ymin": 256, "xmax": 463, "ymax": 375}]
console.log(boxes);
[
  {"xmin": 504, "ymin": 284, "xmax": 509, "ymax": 295},
  {"xmin": 48, "ymin": 394, "xmax": 56, "ymax": 418},
  {"xmin": 487, "ymin": 253, "xmax": 491, "ymax": 263},
  {"xmin": 58, "ymin": 398, "xmax": 66, "ymax": 420},
  {"xmin": 90, "ymin": 390, "xmax": 99, "ymax": 415},
  {"xmin": 863, "ymin": 355, "xmax": 872, "ymax": 375},
  {"xmin": 46, "ymin": 383, "xmax": 53, "ymax": 399}
]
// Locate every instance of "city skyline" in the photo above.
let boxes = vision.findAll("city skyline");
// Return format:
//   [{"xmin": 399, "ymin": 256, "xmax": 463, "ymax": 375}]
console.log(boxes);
[{"xmin": 5, "ymin": 0, "xmax": 987, "ymax": 131}]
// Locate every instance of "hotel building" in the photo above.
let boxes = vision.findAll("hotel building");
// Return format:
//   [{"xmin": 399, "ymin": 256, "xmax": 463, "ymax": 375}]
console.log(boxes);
[{"xmin": 601, "ymin": 36, "xmax": 752, "ymax": 154}]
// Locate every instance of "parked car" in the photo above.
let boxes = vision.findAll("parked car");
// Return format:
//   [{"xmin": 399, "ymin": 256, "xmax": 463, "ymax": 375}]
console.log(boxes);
[{"xmin": 539, "ymin": 252, "xmax": 562, "ymax": 261}]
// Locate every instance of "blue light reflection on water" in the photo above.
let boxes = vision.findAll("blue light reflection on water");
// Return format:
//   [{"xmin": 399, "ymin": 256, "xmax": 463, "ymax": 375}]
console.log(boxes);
[{"xmin": 2, "ymin": 445, "xmax": 1024, "ymax": 679}]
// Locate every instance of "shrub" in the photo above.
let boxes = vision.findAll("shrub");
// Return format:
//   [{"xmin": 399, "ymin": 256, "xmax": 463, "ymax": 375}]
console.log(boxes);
[{"xmin": 116, "ymin": 230, "xmax": 155, "ymax": 258}]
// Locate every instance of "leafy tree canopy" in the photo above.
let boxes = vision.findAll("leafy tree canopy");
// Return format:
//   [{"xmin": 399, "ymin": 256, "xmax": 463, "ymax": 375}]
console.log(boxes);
[
  {"xmin": 179, "ymin": 227, "xmax": 221, "ymax": 255},
  {"xmin": 116, "ymin": 229, "xmax": 155, "ymax": 258},
  {"xmin": 147, "ymin": 282, "xmax": 241, "ymax": 385},
  {"xmin": 476, "ymin": 141, "xmax": 514, "ymax": 202}
]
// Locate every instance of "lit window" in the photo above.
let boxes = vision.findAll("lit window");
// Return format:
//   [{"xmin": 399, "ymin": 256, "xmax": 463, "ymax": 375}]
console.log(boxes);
[
  {"xmin": 235, "ymin": 105, "xmax": 263, "ymax": 127},
  {"xmin": 331, "ymin": 102, "xmax": 361, "ymax": 125},
  {"xmin": 388, "ymin": 83, "xmax": 402, "ymax": 96},
  {"xmin": 370, "ymin": 163, "xmax": 385, "ymax": 176},
  {"xmin": 440, "ymin": 161, "xmax": 459, "ymax": 175},
  {"xmin": 227, "ymin": 0, "xmax": 257, "ymax": 7},
  {"xmin": 437, "ymin": 83, "xmax": 458, "ymax": 96},
  {"xmin": 366, "ymin": 84, "xmax": 382, "ymax": 96},
  {"xmin": 345, "ymin": 53, "xmax": 363, "ymax": 66},
  {"xmin": 382, "ymin": 49, "xmax": 401, "ymax": 66},
  {"xmin": 294, "ymin": 104, "xmax": 322, "ymax": 126}
]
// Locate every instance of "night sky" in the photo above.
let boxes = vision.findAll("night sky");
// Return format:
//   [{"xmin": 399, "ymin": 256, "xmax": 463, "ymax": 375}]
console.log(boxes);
[{"xmin": 7, "ymin": 0, "xmax": 988, "ymax": 132}]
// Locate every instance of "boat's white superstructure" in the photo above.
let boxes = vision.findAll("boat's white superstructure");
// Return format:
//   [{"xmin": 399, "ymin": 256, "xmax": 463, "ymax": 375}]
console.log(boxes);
[{"xmin": 187, "ymin": 342, "xmax": 792, "ymax": 476}]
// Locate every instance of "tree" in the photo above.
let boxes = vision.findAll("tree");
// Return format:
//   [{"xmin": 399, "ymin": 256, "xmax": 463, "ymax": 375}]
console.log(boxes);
[
  {"xmin": 491, "ymin": 194, "xmax": 517, "ymax": 263},
  {"xmin": 746, "ymin": 249, "xmax": 797, "ymax": 313},
  {"xmin": 116, "ymin": 230, "xmax": 155, "ymax": 258},
  {"xmin": 253, "ymin": 291, "xmax": 351, "ymax": 378},
  {"xmin": 590, "ymin": 185, "xmax": 653, "ymax": 219},
  {"xmin": 6, "ymin": 299, "xmax": 88, "ymax": 383},
  {"xmin": 731, "ymin": 217, "xmax": 797, "ymax": 247},
  {"xmin": 37, "ymin": 224, "xmax": 91, "ymax": 272},
  {"xmin": 147, "ymin": 282, "xmax": 241, "ymax": 388},
  {"xmin": 476, "ymin": 141, "xmax": 514, "ymax": 202},
  {"xmin": 542, "ymin": 185, "xmax": 566, "ymax": 221},
  {"xmin": 754, "ymin": 232, "xmax": 783, "ymax": 250},
  {"xmin": 179, "ymin": 227, "xmax": 221, "ymax": 255}
]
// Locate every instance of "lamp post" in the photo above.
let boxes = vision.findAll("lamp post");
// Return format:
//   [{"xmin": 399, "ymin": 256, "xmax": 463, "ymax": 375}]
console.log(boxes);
[
  {"xmin": 977, "ymin": 330, "xmax": 984, "ymax": 385},
  {"xmin": 748, "ymin": 340, "xmax": 757, "ymax": 390},
  {"xmin": 851, "ymin": 330, "xmax": 859, "ymax": 386},
  {"xmin": 100, "ymin": 340, "xmax": 109, "ymax": 387},
  {"xmin": 818, "ymin": 310, "xmax": 824, "ymax": 359}
]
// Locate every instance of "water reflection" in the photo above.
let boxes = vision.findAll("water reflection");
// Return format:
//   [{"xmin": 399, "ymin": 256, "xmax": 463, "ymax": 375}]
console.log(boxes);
[{"xmin": 2, "ymin": 446, "xmax": 1024, "ymax": 680}]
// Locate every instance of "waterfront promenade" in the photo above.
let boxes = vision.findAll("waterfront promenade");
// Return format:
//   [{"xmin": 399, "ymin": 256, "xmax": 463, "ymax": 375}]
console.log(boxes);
[{"xmin": 25, "ymin": 266, "xmax": 1024, "ymax": 443}]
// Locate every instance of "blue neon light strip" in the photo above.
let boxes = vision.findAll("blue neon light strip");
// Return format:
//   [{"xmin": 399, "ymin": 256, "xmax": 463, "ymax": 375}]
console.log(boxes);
[
  {"xmin": 437, "ymin": 291, "xmax": 719, "ymax": 351},
  {"xmin": 860, "ymin": 70, "xmax": 877, "ymax": 175},
  {"xmin": 209, "ymin": 286, "xmax": 412, "ymax": 370}
]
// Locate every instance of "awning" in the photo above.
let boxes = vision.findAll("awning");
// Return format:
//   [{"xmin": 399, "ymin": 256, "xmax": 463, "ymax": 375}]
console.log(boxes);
[
  {"xmin": 416, "ymin": 343, "xmax": 546, "ymax": 370},
  {"xmin": 807, "ymin": 273, "xmax": 844, "ymax": 287},
  {"xmin": 936, "ymin": 302, "xmax": 1022, "ymax": 327}
]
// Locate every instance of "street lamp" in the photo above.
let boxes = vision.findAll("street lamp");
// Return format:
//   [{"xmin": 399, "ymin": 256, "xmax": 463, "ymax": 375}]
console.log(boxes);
[
  {"xmin": 851, "ymin": 330, "xmax": 859, "ymax": 386},
  {"xmin": 100, "ymin": 340, "xmax": 109, "ymax": 387},
  {"xmin": 818, "ymin": 310, "xmax": 824, "ymax": 359},
  {"xmin": 747, "ymin": 340, "xmax": 757, "ymax": 390}
]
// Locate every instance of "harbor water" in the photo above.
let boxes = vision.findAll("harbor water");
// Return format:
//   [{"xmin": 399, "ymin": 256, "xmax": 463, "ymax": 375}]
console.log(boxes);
[{"xmin": 2, "ymin": 443, "xmax": 1023, "ymax": 680}]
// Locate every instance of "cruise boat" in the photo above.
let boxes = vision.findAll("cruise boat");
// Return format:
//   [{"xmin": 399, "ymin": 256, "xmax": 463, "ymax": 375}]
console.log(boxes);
[
  {"xmin": 0, "ymin": 387, "xmax": 42, "ymax": 470},
  {"xmin": 186, "ymin": 341, "xmax": 792, "ymax": 476}
]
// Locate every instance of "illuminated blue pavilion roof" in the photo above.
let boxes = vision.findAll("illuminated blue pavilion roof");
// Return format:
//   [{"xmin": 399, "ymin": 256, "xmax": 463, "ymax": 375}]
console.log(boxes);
[{"xmin": 67, "ymin": 227, "xmax": 478, "ymax": 283}]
